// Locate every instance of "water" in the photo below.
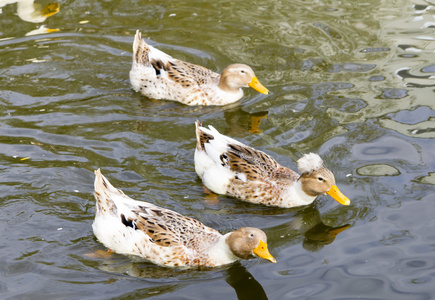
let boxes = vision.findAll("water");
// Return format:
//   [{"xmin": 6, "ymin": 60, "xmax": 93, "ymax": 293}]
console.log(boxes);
[{"xmin": 1, "ymin": 0, "xmax": 435, "ymax": 298}]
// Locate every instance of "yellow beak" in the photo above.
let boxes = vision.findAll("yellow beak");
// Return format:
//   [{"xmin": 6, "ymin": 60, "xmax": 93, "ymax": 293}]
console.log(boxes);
[
  {"xmin": 41, "ymin": 3, "xmax": 60, "ymax": 18},
  {"xmin": 327, "ymin": 185, "xmax": 350, "ymax": 205},
  {"xmin": 248, "ymin": 76, "xmax": 269, "ymax": 94},
  {"xmin": 253, "ymin": 240, "xmax": 276, "ymax": 263}
]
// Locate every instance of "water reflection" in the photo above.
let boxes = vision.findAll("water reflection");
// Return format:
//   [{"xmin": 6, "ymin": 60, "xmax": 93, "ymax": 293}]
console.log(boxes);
[
  {"xmin": 302, "ymin": 222, "xmax": 351, "ymax": 252},
  {"xmin": 275, "ymin": 207, "xmax": 351, "ymax": 252},
  {"xmin": 223, "ymin": 107, "xmax": 268, "ymax": 135},
  {"xmin": 25, "ymin": 25, "xmax": 59, "ymax": 36},
  {"xmin": 225, "ymin": 263, "xmax": 268, "ymax": 300},
  {"xmin": 93, "ymin": 253, "xmax": 193, "ymax": 279},
  {"xmin": 133, "ymin": 100, "xmax": 269, "ymax": 136},
  {"xmin": 0, "ymin": 0, "xmax": 59, "ymax": 23},
  {"xmin": 86, "ymin": 251, "xmax": 267, "ymax": 299}
]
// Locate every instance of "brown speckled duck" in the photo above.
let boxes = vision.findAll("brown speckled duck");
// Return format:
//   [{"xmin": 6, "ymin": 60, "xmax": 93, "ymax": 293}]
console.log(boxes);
[
  {"xmin": 129, "ymin": 30, "xmax": 269, "ymax": 106},
  {"xmin": 194, "ymin": 121, "xmax": 350, "ymax": 208},
  {"xmin": 92, "ymin": 169, "xmax": 276, "ymax": 267}
]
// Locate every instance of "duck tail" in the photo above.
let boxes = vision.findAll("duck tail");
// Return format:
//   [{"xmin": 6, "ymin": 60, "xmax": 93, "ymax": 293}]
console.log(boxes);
[
  {"xmin": 94, "ymin": 169, "xmax": 125, "ymax": 195},
  {"xmin": 195, "ymin": 120, "xmax": 215, "ymax": 151},
  {"xmin": 94, "ymin": 169, "xmax": 126, "ymax": 214},
  {"xmin": 132, "ymin": 30, "xmax": 150, "ymax": 65},
  {"xmin": 195, "ymin": 120, "xmax": 204, "ymax": 150}
]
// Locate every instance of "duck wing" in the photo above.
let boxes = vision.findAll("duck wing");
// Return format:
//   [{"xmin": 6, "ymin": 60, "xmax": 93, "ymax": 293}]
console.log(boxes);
[
  {"xmin": 154, "ymin": 59, "xmax": 220, "ymax": 88},
  {"xmin": 225, "ymin": 143, "xmax": 299, "ymax": 183},
  {"xmin": 122, "ymin": 203, "xmax": 221, "ymax": 250}
]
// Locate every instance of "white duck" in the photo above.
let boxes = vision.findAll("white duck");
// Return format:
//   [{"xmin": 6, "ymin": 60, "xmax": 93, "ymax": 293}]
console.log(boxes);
[
  {"xmin": 194, "ymin": 121, "xmax": 350, "ymax": 208},
  {"xmin": 92, "ymin": 169, "xmax": 276, "ymax": 267},
  {"xmin": 129, "ymin": 30, "xmax": 269, "ymax": 106}
]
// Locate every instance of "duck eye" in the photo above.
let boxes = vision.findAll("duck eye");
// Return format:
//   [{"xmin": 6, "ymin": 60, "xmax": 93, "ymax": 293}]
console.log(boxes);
[
  {"xmin": 240, "ymin": 70, "xmax": 246, "ymax": 74},
  {"xmin": 318, "ymin": 177, "xmax": 324, "ymax": 181},
  {"xmin": 249, "ymin": 233, "xmax": 254, "ymax": 238}
]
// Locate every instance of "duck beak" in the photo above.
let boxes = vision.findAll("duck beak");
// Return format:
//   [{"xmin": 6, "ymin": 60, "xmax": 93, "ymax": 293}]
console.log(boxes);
[
  {"xmin": 41, "ymin": 3, "xmax": 60, "ymax": 18},
  {"xmin": 249, "ymin": 77, "xmax": 269, "ymax": 94},
  {"xmin": 327, "ymin": 185, "xmax": 350, "ymax": 205},
  {"xmin": 253, "ymin": 240, "xmax": 276, "ymax": 263}
]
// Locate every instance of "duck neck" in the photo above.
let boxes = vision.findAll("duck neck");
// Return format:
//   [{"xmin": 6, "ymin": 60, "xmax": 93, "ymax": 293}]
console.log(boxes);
[
  {"xmin": 218, "ymin": 75, "xmax": 241, "ymax": 93},
  {"xmin": 281, "ymin": 180, "xmax": 317, "ymax": 208},
  {"xmin": 208, "ymin": 233, "xmax": 239, "ymax": 265}
]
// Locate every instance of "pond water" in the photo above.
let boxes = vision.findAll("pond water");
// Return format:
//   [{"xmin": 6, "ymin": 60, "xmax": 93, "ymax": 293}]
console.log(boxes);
[{"xmin": 1, "ymin": 0, "xmax": 435, "ymax": 299}]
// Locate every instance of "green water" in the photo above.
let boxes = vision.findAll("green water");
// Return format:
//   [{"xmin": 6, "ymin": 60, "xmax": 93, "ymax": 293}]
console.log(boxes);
[{"xmin": 1, "ymin": 0, "xmax": 435, "ymax": 299}]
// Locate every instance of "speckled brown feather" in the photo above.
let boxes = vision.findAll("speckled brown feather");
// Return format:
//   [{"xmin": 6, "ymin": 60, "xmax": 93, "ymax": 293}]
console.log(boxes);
[
  {"xmin": 165, "ymin": 60, "xmax": 219, "ymax": 87},
  {"xmin": 221, "ymin": 143, "xmax": 301, "ymax": 206},
  {"xmin": 147, "ymin": 58, "xmax": 220, "ymax": 88},
  {"xmin": 225, "ymin": 143, "xmax": 299, "ymax": 182},
  {"xmin": 195, "ymin": 120, "xmax": 214, "ymax": 151},
  {"xmin": 134, "ymin": 31, "xmax": 150, "ymax": 65},
  {"xmin": 227, "ymin": 179, "xmax": 287, "ymax": 206},
  {"xmin": 123, "ymin": 207, "xmax": 220, "ymax": 249}
]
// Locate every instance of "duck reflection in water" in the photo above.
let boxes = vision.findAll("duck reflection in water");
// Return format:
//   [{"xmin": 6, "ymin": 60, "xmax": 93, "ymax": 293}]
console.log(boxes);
[
  {"xmin": 133, "ymin": 99, "xmax": 268, "ymax": 136},
  {"xmin": 0, "ymin": 0, "xmax": 59, "ymax": 23},
  {"xmin": 225, "ymin": 262, "xmax": 268, "ymax": 300},
  {"xmin": 86, "ymin": 253, "xmax": 268, "ymax": 300},
  {"xmin": 222, "ymin": 106, "xmax": 269, "ymax": 135},
  {"xmin": 0, "ymin": 0, "xmax": 60, "ymax": 36},
  {"xmin": 279, "ymin": 207, "xmax": 351, "ymax": 252}
]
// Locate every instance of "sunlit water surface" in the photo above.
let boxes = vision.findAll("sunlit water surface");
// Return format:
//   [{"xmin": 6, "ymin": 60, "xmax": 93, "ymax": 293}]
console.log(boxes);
[{"xmin": 1, "ymin": 0, "xmax": 435, "ymax": 299}]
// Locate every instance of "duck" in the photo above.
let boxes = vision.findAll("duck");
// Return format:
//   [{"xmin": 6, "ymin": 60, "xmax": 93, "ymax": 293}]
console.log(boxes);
[
  {"xmin": 92, "ymin": 169, "xmax": 276, "ymax": 267},
  {"xmin": 194, "ymin": 121, "xmax": 350, "ymax": 208},
  {"xmin": 129, "ymin": 30, "xmax": 269, "ymax": 106}
]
